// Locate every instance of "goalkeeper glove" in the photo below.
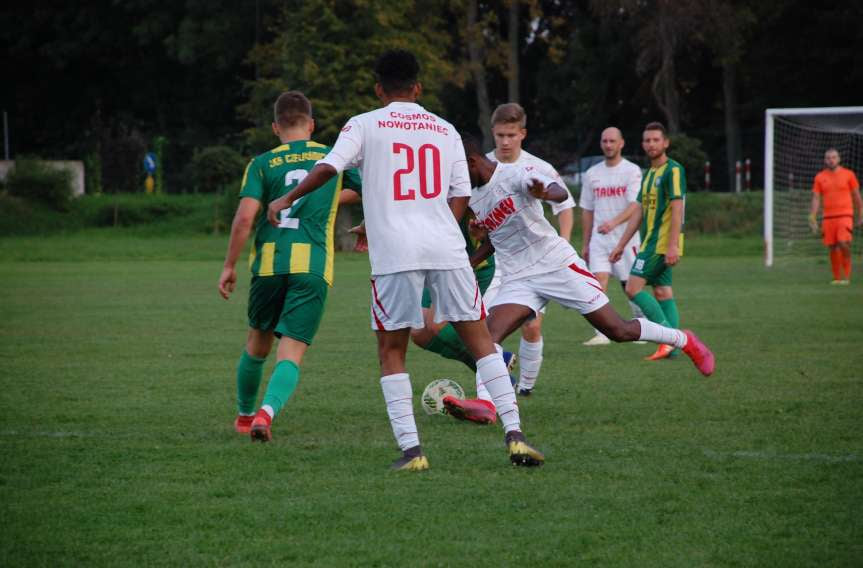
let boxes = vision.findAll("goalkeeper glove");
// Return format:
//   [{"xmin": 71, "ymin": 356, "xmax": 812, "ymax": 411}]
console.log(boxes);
[{"xmin": 808, "ymin": 213, "xmax": 818, "ymax": 233}]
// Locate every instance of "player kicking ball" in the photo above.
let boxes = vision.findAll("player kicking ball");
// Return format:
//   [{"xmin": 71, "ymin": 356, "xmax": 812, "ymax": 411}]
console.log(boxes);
[
  {"xmin": 266, "ymin": 50, "xmax": 543, "ymax": 470},
  {"xmin": 442, "ymin": 136, "xmax": 715, "ymax": 424}
]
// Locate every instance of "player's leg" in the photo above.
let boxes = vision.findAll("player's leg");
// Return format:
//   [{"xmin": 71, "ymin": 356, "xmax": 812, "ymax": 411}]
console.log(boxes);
[
  {"xmin": 250, "ymin": 274, "xmax": 326, "ymax": 442},
  {"xmin": 614, "ymin": 241, "xmax": 646, "ymax": 323},
  {"xmin": 370, "ymin": 271, "xmax": 429, "ymax": 471},
  {"xmin": 234, "ymin": 327, "xmax": 273, "ymax": 433},
  {"xmin": 431, "ymin": 268, "xmax": 543, "ymax": 466},
  {"xmin": 625, "ymin": 253, "xmax": 677, "ymax": 360},
  {"xmin": 837, "ymin": 217, "xmax": 853, "ymax": 282},
  {"xmin": 583, "ymin": 271, "xmax": 612, "ymax": 346},
  {"xmin": 410, "ymin": 291, "xmax": 477, "ymax": 371},
  {"xmin": 583, "ymin": 236, "xmax": 613, "ymax": 346},
  {"xmin": 651, "ymin": 284, "xmax": 680, "ymax": 359},
  {"xmin": 823, "ymin": 220, "xmax": 843, "ymax": 283}
]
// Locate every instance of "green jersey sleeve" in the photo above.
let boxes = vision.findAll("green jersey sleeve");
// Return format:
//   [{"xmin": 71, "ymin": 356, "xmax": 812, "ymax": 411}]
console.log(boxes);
[
  {"xmin": 239, "ymin": 157, "xmax": 266, "ymax": 201},
  {"xmin": 666, "ymin": 163, "xmax": 686, "ymax": 200},
  {"xmin": 343, "ymin": 167, "xmax": 362, "ymax": 193}
]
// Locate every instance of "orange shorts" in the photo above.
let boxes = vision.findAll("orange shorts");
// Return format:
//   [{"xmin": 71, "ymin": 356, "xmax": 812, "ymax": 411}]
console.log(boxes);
[{"xmin": 822, "ymin": 216, "xmax": 853, "ymax": 245}]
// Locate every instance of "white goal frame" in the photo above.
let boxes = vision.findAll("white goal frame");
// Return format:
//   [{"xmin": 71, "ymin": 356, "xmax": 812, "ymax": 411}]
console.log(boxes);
[{"xmin": 764, "ymin": 106, "xmax": 863, "ymax": 267}]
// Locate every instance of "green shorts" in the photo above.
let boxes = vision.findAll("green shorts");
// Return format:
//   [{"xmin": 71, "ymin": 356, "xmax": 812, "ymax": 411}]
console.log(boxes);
[
  {"xmin": 421, "ymin": 264, "xmax": 496, "ymax": 309},
  {"xmin": 248, "ymin": 273, "xmax": 329, "ymax": 345},
  {"xmin": 630, "ymin": 252, "xmax": 673, "ymax": 287}
]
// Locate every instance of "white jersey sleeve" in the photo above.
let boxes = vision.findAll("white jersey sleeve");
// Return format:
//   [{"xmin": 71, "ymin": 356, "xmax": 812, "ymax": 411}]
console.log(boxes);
[
  {"xmin": 318, "ymin": 119, "xmax": 364, "ymax": 172},
  {"xmin": 578, "ymin": 168, "xmax": 595, "ymax": 211},
  {"xmin": 448, "ymin": 134, "xmax": 471, "ymax": 198},
  {"xmin": 626, "ymin": 162, "xmax": 642, "ymax": 202},
  {"xmin": 514, "ymin": 150, "xmax": 575, "ymax": 215}
]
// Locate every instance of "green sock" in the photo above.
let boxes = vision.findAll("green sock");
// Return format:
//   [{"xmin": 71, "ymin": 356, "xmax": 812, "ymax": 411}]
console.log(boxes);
[
  {"xmin": 236, "ymin": 351, "xmax": 266, "ymax": 415},
  {"xmin": 658, "ymin": 298, "xmax": 680, "ymax": 329},
  {"xmin": 632, "ymin": 291, "xmax": 670, "ymax": 326},
  {"xmin": 427, "ymin": 324, "xmax": 476, "ymax": 371},
  {"xmin": 261, "ymin": 360, "xmax": 300, "ymax": 418}
]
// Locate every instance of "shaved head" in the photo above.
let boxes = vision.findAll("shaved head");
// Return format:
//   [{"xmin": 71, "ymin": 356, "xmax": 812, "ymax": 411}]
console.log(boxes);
[{"xmin": 600, "ymin": 126, "xmax": 625, "ymax": 163}]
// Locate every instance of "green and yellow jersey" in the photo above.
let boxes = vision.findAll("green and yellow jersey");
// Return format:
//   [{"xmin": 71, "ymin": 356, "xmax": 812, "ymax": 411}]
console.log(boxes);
[
  {"xmin": 240, "ymin": 140, "xmax": 362, "ymax": 285},
  {"xmin": 637, "ymin": 158, "xmax": 686, "ymax": 256}
]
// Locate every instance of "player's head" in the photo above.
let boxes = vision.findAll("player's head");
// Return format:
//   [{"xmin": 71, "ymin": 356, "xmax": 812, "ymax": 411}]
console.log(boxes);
[
  {"xmin": 600, "ymin": 127, "xmax": 625, "ymax": 161},
  {"xmin": 824, "ymin": 148, "xmax": 840, "ymax": 170},
  {"xmin": 642, "ymin": 121, "xmax": 669, "ymax": 161},
  {"xmin": 491, "ymin": 103, "xmax": 527, "ymax": 162},
  {"xmin": 374, "ymin": 50, "xmax": 422, "ymax": 101},
  {"xmin": 462, "ymin": 132, "xmax": 491, "ymax": 187},
  {"xmin": 272, "ymin": 91, "xmax": 314, "ymax": 138}
]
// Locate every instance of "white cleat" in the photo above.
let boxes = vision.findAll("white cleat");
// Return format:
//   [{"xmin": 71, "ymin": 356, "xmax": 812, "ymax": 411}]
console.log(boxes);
[{"xmin": 582, "ymin": 334, "xmax": 611, "ymax": 346}]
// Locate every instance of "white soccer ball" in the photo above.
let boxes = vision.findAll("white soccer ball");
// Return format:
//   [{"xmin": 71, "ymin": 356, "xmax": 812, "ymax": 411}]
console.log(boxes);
[{"xmin": 420, "ymin": 378, "xmax": 465, "ymax": 415}]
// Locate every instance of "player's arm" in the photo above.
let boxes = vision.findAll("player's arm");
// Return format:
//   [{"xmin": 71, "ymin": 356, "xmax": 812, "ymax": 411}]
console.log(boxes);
[
  {"xmin": 581, "ymin": 208, "xmax": 594, "ymax": 261},
  {"xmin": 339, "ymin": 188, "xmax": 361, "ymax": 205},
  {"xmin": 469, "ymin": 236, "xmax": 495, "ymax": 268},
  {"xmin": 528, "ymin": 179, "xmax": 568, "ymax": 202},
  {"xmin": 609, "ymin": 206, "xmax": 642, "ymax": 263},
  {"xmin": 598, "ymin": 202, "xmax": 641, "ymax": 235},
  {"xmin": 852, "ymin": 186, "xmax": 863, "ymax": 226},
  {"xmin": 808, "ymin": 193, "xmax": 821, "ymax": 232},
  {"xmin": 556, "ymin": 208, "xmax": 573, "ymax": 241},
  {"xmin": 449, "ymin": 196, "xmax": 470, "ymax": 221},
  {"xmin": 219, "ymin": 197, "xmax": 260, "ymax": 299},
  {"xmin": 267, "ymin": 164, "xmax": 337, "ymax": 226},
  {"xmin": 664, "ymin": 199, "xmax": 683, "ymax": 266}
]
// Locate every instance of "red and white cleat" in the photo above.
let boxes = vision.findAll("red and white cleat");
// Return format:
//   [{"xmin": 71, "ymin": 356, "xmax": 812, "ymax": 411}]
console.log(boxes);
[
  {"xmin": 249, "ymin": 409, "xmax": 273, "ymax": 442},
  {"xmin": 442, "ymin": 395, "xmax": 497, "ymax": 425},
  {"xmin": 234, "ymin": 414, "xmax": 254, "ymax": 434},
  {"xmin": 682, "ymin": 330, "xmax": 715, "ymax": 377}
]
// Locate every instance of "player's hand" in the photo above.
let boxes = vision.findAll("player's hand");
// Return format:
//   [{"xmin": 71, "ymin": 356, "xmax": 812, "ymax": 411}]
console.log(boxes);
[
  {"xmin": 597, "ymin": 221, "xmax": 614, "ymax": 234},
  {"xmin": 808, "ymin": 212, "xmax": 818, "ymax": 233},
  {"xmin": 665, "ymin": 245, "xmax": 679, "ymax": 266},
  {"xmin": 348, "ymin": 222, "xmax": 366, "ymax": 236},
  {"xmin": 267, "ymin": 196, "xmax": 293, "ymax": 227},
  {"xmin": 468, "ymin": 219, "xmax": 488, "ymax": 241},
  {"xmin": 609, "ymin": 246, "xmax": 623, "ymax": 264},
  {"xmin": 218, "ymin": 266, "xmax": 237, "ymax": 300},
  {"xmin": 527, "ymin": 178, "xmax": 547, "ymax": 200}
]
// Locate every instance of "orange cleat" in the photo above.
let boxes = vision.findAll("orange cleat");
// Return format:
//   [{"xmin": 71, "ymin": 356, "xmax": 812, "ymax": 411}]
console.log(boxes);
[
  {"xmin": 645, "ymin": 344, "xmax": 675, "ymax": 361},
  {"xmin": 682, "ymin": 330, "xmax": 715, "ymax": 377},
  {"xmin": 249, "ymin": 409, "xmax": 273, "ymax": 442},
  {"xmin": 234, "ymin": 414, "xmax": 254, "ymax": 434},
  {"xmin": 442, "ymin": 395, "xmax": 497, "ymax": 425}
]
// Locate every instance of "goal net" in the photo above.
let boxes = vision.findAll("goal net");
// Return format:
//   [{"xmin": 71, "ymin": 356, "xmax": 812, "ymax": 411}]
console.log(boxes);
[{"xmin": 764, "ymin": 107, "xmax": 863, "ymax": 266}]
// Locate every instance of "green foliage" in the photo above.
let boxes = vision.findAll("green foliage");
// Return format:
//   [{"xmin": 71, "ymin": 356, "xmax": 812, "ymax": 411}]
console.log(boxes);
[
  {"xmin": 185, "ymin": 145, "xmax": 246, "ymax": 193},
  {"xmin": 83, "ymin": 151, "xmax": 103, "ymax": 195},
  {"xmin": 669, "ymin": 133, "xmax": 708, "ymax": 192},
  {"xmin": 240, "ymin": 0, "xmax": 457, "ymax": 151},
  {"xmin": 4, "ymin": 159, "xmax": 73, "ymax": 210}
]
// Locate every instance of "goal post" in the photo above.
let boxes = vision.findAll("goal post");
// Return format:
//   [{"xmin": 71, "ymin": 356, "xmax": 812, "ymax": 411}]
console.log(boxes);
[{"xmin": 764, "ymin": 106, "xmax": 863, "ymax": 267}]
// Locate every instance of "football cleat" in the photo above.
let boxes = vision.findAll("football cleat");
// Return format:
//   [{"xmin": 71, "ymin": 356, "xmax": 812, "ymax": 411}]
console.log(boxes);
[
  {"xmin": 234, "ymin": 414, "xmax": 254, "ymax": 434},
  {"xmin": 516, "ymin": 385, "xmax": 533, "ymax": 396},
  {"xmin": 644, "ymin": 344, "xmax": 675, "ymax": 361},
  {"xmin": 582, "ymin": 334, "xmax": 611, "ymax": 346},
  {"xmin": 830, "ymin": 279, "xmax": 843, "ymax": 285},
  {"xmin": 249, "ymin": 409, "xmax": 272, "ymax": 442},
  {"xmin": 505, "ymin": 430, "xmax": 544, "ymax": 467},
  {"xmin": 838, "ymin": 279, "xmax": 850, "ymax": 286},
  {"xmin": 391, "ymin": 446, "xmax": 429, "ymax": 472},
  {"xmin": 681, "ymin": 330, "xmax": 715, "ymax": 377},
  {"xmin": 502, "ymin": 351, "xmax": 518, "ymax": 386},
  {"xmin": 442, "ymin": 395, "xmax": 497, "ymax": 425}
]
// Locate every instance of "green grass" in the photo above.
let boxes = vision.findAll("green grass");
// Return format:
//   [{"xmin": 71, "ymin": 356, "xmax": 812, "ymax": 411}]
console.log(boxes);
[{"xmin": 1, "ymin": 233, "xmax": 861, "ymax": 566}]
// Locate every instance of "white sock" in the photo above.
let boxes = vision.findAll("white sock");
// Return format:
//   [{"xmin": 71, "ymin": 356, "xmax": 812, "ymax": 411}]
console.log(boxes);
[
  {"xmin": 380, "ymin": 373, "xmax": 419, "ymax": 451},
  {"xmin": 476, "ymin": 352, "xmax": 520, "ymax": 433},
  {"xmin": 261, "ymin": 405, "xmax": 274, "ymax": 418},
  {"xmin": 636, "ymin": 318, "xmax": 687, "ymax": 348},
  {"xmin": 475, "ymin": 343, "xmax": 502, "ymax": 403},
  {"xmin": 591, "ymin": 328, "xmax": 608, "ymax": 339},
  {"xmin": 518, "ymin": 337, "xmax": 543, "ymax": 392}
]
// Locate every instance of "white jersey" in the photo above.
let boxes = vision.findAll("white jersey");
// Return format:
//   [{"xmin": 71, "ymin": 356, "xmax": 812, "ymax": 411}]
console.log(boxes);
[
  {"xmin": 470, "ymin": 163, "xmax": 578, "ymax": 281},
  {"xmin": 579, "ymin": 158, "xmax": 642, "ymax": 243},
  {"xmin": 319, "ymin": 101, "xmax": 471, "ymax": 276},
  {"xmin": 486, "ymin": 149, "xmax": 575, "ymax": 215}
]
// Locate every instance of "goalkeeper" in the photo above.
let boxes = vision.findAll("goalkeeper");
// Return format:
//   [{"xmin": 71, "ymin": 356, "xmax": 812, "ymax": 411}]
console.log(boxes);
[{"xmin": 809, "ymin": 148, "xmax": 862, "ymax": 284}]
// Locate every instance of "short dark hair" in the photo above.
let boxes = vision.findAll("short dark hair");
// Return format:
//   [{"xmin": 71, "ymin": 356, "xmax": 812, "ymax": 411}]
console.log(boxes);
[
  {"xmin": 644, "ymin": 121, "xmax": 668, "ymax": 138},
  {"xmin": 274, "ymin": 91, "xmax": 312, "ymax": 128},
  {"xmin": 491, "ymin": 103, "xmax": 526, "ymax": 128},
  {"xmin": 374, "ymin": 50, "xmax": 420, "ymax": 95},
  {"xmin": 462, "ymin": 132, "xmax": 484, "ymax": 159}
]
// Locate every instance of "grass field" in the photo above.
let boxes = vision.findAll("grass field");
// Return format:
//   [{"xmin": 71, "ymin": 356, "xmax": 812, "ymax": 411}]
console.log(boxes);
[{"xmin": 1, "ymin": 231, "xmax": 861, "ymax": 566}]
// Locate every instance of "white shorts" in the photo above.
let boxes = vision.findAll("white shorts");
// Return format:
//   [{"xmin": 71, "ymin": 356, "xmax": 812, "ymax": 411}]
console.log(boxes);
[
  {"xmin": 370, "ymin": 267, "xmax": 484, "ymax": 331},
  {"xmin": 483, "ymin": 269, "xmax": 546, "ymax": 315},
  {"xmin": 588, "ymin": 233, "xmax": 640, "ymax": 281},
  {"xmin": 488, "ymin": 261, "xmax": 609, "ymax": 316}
]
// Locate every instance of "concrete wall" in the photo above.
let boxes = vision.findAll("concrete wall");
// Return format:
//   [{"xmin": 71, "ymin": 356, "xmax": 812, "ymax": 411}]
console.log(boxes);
[{"xmin": 0, "ymin": 160, "xmax": 85, "ymax": 197}]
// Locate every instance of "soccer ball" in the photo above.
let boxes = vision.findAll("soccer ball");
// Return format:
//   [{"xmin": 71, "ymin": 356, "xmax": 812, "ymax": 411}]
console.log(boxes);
[{"xmin": 420, "ymin": 378, "xmax": 465, "ymax": 415}]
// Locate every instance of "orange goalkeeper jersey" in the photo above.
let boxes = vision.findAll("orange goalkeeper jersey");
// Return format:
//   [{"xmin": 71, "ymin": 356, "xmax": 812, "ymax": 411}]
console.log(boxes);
[{"xmin": 812, "ymin": 166, "xmax": 860, "ymax": 218}]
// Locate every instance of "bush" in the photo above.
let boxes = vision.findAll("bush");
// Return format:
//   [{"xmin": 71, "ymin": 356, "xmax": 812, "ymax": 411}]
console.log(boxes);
[
  {"xmin": 5, "ymin": 159, "xmax": 73, "ymax": 210},
  {"xmin": 186, "ymin": 145, "xmax": 247, "ymax": 193},
  {"xmin": 669, "ymin": 133, "xmax": 708, "ymax": 192}
]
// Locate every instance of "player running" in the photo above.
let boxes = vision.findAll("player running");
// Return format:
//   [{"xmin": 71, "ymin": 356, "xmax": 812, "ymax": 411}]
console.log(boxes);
[
  {"xmin": 579, "ymin": 127, "xmax": 645, "ymax": 347},
  {"xmin": 484, "ymin": 103, "xmax": 576, "ymax": 396},
  {"xmin": 219, "ymin": 91, "xmax": 361, "ymax": 442},
  {"xmin": 266, "ymin": 50, "xmax": 543, "ymax": 470},
  {"xmin": 442, "ymin": 135, "xmax": 715, "ymax": 425}
]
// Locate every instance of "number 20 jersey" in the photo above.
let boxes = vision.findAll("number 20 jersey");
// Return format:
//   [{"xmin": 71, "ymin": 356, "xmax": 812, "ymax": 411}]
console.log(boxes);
[
  {"xmin": 239, "ymin": 140, "xmax": 362, "ymax": 284},
  {"xmin": 319, "ymin": 101, "xmax": 472, "ymax": 276}
]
